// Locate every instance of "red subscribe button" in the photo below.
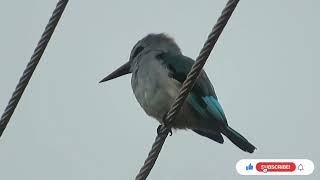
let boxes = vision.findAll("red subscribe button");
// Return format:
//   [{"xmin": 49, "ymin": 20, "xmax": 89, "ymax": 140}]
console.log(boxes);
[{"xmin": 256, "ymin": 162, "xmax": 296, "ymax": 172}]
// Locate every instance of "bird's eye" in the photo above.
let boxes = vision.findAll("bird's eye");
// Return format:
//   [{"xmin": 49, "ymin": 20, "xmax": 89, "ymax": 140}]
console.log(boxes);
[{"xmin": 132, "ymin": 46, "xmax": 144, "ymax": 59}]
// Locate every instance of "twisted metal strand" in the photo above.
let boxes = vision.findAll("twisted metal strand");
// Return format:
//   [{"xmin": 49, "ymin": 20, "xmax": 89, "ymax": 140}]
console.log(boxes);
[
  {"xmin": 0, "ymin": 0, "xmax": 69, "ymax": 138},
  {"xmin": 135, "ymin": 0, "xmax": 240, "ymax": 179}
]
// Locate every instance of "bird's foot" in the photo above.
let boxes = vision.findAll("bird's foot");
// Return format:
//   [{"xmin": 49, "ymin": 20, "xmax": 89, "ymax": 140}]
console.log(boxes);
[
  {"xmin": 157, "ymin": 112, "xmax": 173, "ymax": 136},
  {"xmin": 157, "ymin": 125, "xmax": 162, "ymax": 135},
  {"xmin": 167, "ymin": 128, "xmax": 173, "ymax": 136},
  {"xmin": 157, "ymin": 125, "xmax": 172, "ymax": 136}
]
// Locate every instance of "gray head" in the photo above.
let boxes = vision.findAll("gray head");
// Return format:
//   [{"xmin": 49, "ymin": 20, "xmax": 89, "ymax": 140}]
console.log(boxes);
[{"xmin": 100, "ymin": 33, "xmax": 181, "ymax": 83}]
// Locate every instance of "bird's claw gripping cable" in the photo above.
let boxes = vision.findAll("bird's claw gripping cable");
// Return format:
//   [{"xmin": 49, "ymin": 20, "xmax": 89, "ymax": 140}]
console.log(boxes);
[{"xmin": 157, "ymin": 112, "xmax": 172, "ymax": 136}]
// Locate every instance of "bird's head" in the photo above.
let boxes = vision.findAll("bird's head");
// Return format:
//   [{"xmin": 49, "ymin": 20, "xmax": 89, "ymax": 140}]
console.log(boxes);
[{"xmin": 99, "ymin": 33, "xmax": 181, "ymax": 83}]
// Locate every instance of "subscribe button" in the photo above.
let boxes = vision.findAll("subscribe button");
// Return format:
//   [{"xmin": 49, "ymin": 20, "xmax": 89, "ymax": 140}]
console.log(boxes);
[{"xmin": 236, "ymin": 159, "xmax": 314, "ymax": 175}]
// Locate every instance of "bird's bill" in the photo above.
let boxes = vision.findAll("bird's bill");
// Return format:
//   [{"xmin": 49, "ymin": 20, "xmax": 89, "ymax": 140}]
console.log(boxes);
[{"xmin": 99, "ymin": 62, "xmax": 131, "ymax": 83}]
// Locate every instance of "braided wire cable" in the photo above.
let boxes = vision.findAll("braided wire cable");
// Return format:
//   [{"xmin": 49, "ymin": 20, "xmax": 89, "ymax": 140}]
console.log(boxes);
[
  {"xmin": 135, "ymin": 0, "xmax": 240, "ymax": 179},
  {"xmin": 0, "ymin": 0, "xmax": 69, "ymax": 138}
]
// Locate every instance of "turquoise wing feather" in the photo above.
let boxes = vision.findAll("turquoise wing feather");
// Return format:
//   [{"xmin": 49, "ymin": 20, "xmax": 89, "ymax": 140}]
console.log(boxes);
[{"xmin": 160, "ymin": 53, "xmax": 227, "ymax": 125}]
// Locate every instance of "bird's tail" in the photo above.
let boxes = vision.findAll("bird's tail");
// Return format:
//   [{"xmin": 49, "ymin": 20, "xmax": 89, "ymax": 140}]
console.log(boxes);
[{"xmin": 222, "ymin": 125, "xmax": 256, "ymax": 153}]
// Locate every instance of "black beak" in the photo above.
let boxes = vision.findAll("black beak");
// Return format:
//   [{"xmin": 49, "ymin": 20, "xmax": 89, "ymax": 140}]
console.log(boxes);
[{"xmin": 99, "ymin": 62, "xmax": 131, "ymax": 83}]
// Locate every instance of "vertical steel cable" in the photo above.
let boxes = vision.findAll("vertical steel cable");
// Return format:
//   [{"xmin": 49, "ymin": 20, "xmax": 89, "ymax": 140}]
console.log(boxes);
[
  {"xmin": 0, "ymin": 0, "xmax": 69, "ymax": 138},
  {"xmin": 135, "ymin": 0, "xmax": 240, "ymax": 179}
]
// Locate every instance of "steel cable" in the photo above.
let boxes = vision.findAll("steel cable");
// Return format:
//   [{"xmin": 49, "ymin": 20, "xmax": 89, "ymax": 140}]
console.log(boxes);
[{"xmin": 0, "ymin": 0, "xmax": 69, "ymax": 138}]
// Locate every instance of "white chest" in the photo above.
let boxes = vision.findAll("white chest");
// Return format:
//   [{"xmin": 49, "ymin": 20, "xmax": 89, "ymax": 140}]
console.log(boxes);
[{"xmin": 131, "ymin": 60, "xmax": 180, "ymax": 120}]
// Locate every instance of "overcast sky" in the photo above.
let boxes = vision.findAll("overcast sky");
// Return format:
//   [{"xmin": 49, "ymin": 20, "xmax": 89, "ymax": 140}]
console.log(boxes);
[{"xmin": 0, "ymin": 0, "xmax": 318, "ymax": 180}]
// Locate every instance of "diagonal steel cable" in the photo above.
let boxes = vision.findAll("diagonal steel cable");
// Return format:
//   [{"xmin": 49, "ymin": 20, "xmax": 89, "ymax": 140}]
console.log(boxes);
[
  {"xmin": 135, "ymin": 0, "xmax": 240, "ymax": 179},
  {"xmin": 0, "ymin": 0, "xmax": 69, "ymax": 138}
]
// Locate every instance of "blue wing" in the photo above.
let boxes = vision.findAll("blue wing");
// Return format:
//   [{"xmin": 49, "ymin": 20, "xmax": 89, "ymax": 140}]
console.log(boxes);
[
  {"xmin": 187, "ymin": 93, "xmax": 225, "ymax": 143},
  {"xmin": 159, "ymin": 53, "xmax": 228, "ymax": 144},
  {"xmin": 160, "ymin": 53, "xmax": 256, "ymax": 153},
  {"xmin": 160, "ymin": 53, "xmax": 227, "ymax": 125},
  {"xmin": 159, "ymin": 53, "xmax": 217, "ymax": 99}
]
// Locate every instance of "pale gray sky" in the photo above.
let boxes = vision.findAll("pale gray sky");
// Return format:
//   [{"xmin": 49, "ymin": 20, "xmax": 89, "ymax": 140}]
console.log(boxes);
[{"xmin": 0, "ymin": 0, "xmax": 318, "ymax": 179}]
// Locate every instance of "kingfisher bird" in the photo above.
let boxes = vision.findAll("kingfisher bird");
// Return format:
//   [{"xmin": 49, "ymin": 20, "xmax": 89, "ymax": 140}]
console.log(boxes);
[{"xmin": 100, "ymin": 33, "xmax": 256, "ymax": 153}]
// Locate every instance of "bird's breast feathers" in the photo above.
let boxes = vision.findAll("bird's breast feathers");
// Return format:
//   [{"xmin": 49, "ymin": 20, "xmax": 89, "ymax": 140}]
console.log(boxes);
[{"xmin": 131, "ymin": 58, "xmax": 181, "ymax": 121}]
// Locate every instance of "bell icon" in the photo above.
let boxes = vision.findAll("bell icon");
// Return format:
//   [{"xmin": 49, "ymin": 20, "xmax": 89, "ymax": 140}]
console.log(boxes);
[{"xmin": 298, "ymin": 164, "xmax": 304, "ymax": 171}]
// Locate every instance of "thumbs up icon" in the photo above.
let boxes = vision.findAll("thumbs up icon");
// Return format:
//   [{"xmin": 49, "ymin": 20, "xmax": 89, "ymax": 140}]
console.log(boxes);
[{"xmin": 246, "ymin": 163, "xmax": 253, "ymax": 171}]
